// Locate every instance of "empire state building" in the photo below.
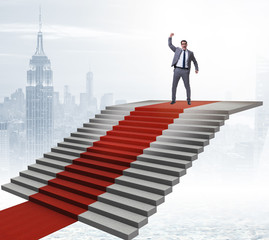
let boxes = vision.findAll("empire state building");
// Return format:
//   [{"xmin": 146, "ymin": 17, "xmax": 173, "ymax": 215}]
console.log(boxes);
[{"xmin": 26, "ymin": 8, "xmax": 53, "ymax": 164}]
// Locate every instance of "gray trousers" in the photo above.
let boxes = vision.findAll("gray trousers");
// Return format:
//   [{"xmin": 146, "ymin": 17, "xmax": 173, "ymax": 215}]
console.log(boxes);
[{"xmin": 172, "ymin": 67, "xmax": 191, "ymax": 101}]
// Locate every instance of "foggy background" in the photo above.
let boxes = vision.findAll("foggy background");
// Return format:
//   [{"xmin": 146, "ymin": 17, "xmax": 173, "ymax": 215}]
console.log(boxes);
[{"xmin": 0, "ymin": 0, "xmax": 269, "ymax": 239}]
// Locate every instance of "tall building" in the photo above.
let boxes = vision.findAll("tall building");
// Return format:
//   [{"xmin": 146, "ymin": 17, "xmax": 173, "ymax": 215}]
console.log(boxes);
[
  {"xmin": 86, "ymin": 68, "xmax": 94, "ymax": 104},
  {"xmin": 100, "ymin": 93, "xmax": 113, "ymax": 110},
  {"xmin": 26, "ymin": 8, "xmax": 53, "ymax": 164},
  {"xmin": 0, "ymin": 122, "xmax": 10, "ymax": 180}
]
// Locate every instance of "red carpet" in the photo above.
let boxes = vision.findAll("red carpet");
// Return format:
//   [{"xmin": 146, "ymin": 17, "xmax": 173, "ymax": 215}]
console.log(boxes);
[{"xmin": 0, "ymin": 100, "xmax": 217, "ymax": 239}]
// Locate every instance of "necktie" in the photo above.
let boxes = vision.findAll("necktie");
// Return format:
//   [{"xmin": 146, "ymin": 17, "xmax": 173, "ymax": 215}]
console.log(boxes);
[{"xmin": 182, "ymin": 50, "xmax": 186, "ymax": 68}]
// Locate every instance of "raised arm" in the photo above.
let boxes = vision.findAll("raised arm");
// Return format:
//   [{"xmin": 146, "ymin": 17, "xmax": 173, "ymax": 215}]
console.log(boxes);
[{"xmin": 168, "ymin": 33, "xmax": 176, "ymax": 52}]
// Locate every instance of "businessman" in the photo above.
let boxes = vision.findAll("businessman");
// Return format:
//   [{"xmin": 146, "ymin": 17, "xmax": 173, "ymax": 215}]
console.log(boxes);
[{"xmin": 168, "ymin": 33, "xmax": 199, "ymax": 105}]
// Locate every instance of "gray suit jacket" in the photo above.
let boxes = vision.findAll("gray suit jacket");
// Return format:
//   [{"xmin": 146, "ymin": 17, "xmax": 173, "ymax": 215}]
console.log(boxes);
[{"xmin": 168, "ymin": 37, "xmax": 199, "ymax": 71}]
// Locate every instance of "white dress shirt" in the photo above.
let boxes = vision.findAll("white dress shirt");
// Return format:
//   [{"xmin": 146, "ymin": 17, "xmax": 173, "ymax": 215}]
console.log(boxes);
[{"xmin": 176, "ymin": 49, "xmax": 188, "ymax": 68}]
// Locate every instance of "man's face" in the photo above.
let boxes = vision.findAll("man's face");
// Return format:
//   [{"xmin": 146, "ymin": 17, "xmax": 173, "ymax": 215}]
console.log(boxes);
[{"xmin": 181, "ymin": 41, "xmax": 187, "ymax": 50}]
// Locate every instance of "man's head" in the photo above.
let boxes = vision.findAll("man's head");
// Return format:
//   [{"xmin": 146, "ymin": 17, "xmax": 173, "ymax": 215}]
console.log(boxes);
[{"xmin": 181, "ymin": 40, "xmax": 188, "ymax": 50}]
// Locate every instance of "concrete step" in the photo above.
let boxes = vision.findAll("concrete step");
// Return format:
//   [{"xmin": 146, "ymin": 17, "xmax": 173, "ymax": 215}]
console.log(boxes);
[
  {"xmin": 88, "ymin": 201, "xmax": 148, "ymax": 228},
  {"xmin": 71, "ymin": 131, "xmax": 102, "ymax": 140},
  {"xmin": 144, "ymin": 147, "xmax": 197, "ymax": 161},
  {"xmin": 1, "ymin": 182, "xmax": 37, "ymax": 200},
  {"xmin": 20, "ymin": 169, "xmax": 54, "ymax": 184},
  {"xmin": 58, "ymin": 141, "xmax": 91, "ymax": 151},
  {"xmin": 106, "ymin": 184, "xmax": 164, "ymax": 206},
  {"xmin": 150, "ymin": 141, "xmax": 203, "ymax": 153},
  {"xmin": 78, "ymin": 210, "xmax": 138, "ymax": 240},
  {"xmin": 163, "ymin": 129, "xmax": 215, "ymax": 139},
  {"xmin": 83, "ymin": 122, "xmax": 114, "ymax": 130},
  {"xmin": 168, "ymin": 123, "xmax": 219, "ymax": 133},
  {"xmin": 115, "ymin": 175, "xmax": 172, "ymax": 195},
  {"xmin": 51, "ymin": 146, "xmax": 83, "ymax": 157},
  {"xmin": 98, "ymin": 192, "xmax": 156, "ymax": 217},
  {"xmin": 156, "ymin": 135, "xmax": 209, "ymax": 146},
  {"xmin": 130, "ymin": 160, "xmax": 186, "ymax": 177},
  {"xmin": 90, "ymin": 118, "xmax": 120, "ymax": 125},
  {"xmin": 44, "ymin": 151, "xmax": 75, "ymax": 163},
  {"xmin": 100, "ymin": 109, "xmax": 131, "ymax": 116},
  {"xmin": 78, "ymin": 127, "xmax": 107, "ymax": 135},
  {"xmin": 123, "ymin": 167, "xmax": 180, "ymax": 186},
  {"xmin": 11, "ymin": 176, "xmax": 46, "ymax": 191},
  {"xmin": 106, "ymin": 106, "xmax": 134, "ymax": 111},
  {"xmin": 174, "ymin": 118, "xmax": 224, "ymax": 126},
  {"xmin": 179, "ymin": 112, "xmax": 229, "ymax": 120},
  {"xmin": 95, "ymin": 113, "xmax": 126, "ymax": 120},
  {"xmin": 28, "ymin": 163, "xmax": 62, "ymax": 177},
  {"xmin": 36, "ymin": 157, "xmax": 70, "ymax": 170},
  {"xmin": 137, "ymin": 153, "xmax": 192, "ymax": 169},
  {"xmin": 64, "ymin": 136, "xmax": 97, "ymax": 146}
]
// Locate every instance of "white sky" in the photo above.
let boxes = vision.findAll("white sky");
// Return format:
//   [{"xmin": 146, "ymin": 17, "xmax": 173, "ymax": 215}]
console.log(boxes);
[{"xmin": 0, "ymin": 0, "xmax": 269, "ymax": 103}]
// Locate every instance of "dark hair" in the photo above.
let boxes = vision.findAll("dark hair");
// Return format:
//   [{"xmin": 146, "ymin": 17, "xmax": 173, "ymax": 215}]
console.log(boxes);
[{"xmin": 181, "ymin": 40, "xmax": 187, "ymax": 44}]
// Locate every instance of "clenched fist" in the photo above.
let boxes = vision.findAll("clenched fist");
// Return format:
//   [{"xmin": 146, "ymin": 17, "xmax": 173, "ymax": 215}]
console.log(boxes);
[{"xmin": 170, "ymin": 33, "xmax": 174, "ymax": 38}]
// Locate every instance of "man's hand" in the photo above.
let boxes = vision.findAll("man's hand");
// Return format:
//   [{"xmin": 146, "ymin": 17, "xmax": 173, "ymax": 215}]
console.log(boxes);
[
  {"xmin": 195, "ymin": 70, "xmax": 199, "ymax": 74},
  {"xmin": 169, "ymin": 33, "xmax": 174, "ymax": 38}
]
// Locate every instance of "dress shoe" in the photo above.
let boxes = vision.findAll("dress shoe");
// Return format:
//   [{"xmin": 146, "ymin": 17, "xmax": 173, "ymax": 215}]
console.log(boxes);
[
  {"xmin": 187, "ymin": 99, "xmax": 191, "ymax": 105},
  {"xmin": 170, "ymin": 101, "xmax": 176, "ymax": 104}
]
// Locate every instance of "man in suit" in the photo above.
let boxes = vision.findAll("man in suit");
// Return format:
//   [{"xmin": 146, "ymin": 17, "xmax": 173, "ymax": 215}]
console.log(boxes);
[{"xmin": 168, "ymin": 33, "xmax": 199, "ymax": 105}]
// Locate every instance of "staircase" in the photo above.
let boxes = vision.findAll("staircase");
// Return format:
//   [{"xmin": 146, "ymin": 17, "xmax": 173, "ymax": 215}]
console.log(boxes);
[{"xmin": 1, "ymin": 100, "xmax": 262, "ymax": 240}]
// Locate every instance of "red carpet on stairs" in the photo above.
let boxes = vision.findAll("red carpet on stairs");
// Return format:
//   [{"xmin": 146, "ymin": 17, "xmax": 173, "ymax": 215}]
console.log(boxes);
[{"xmin": 0, "ymin": 100, "xmax": 218, "ymax": 240}]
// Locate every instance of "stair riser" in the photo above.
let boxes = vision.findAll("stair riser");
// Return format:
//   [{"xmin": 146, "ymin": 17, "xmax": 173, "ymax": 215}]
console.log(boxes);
[
  {"xmin": 179, "ymin": 114, "xmax": 228, "ymax": 120},
  {"xmin": 73, "ymin": 159, "xmax": 126, "ymax": 175},
  {"xmin": 71, "ymin": 132, "xmax": 100, "ymax": 140},
  {"xmin": 119, "ymin": 121, "xmax": 168, "ymax": 129},
  {"xmin": 20, "ymin": 171, "xmax": 50, "ymax": 184},
  {"xmin": 11, "ymin": 178, "xmax": 41, "ymax": 192},
  {"xmin": 64, "ymin": 137, "xmax": 95, "ymax": 146},
  {"xmin": 168, "ymin": 125, "xmax": 218, "ymax": 133},
  {"xmin": 100, "ymin": 136, "xmax": 150, "ymax": 147},
  {"xmin": 137, "ymin": 155, "xmax": 192, "ymax": 169},
  {"xmin": 100, "ymin": 110, "xmax": 131, "ymax": 115},
  {"xmin": 48, "ymin": 181, "xmax": 101, "ymax": 200},
  {"xmin": 1, "ymin": 185, "xmax": 29, "ymax": 200},
  {"xmin": 80, "ymin": 153, "xmax": 131, "ymax": 167},
  {"xmin": 106, "ymin": 187, "xmax": 164, "ymax": 206},
  {"xmin": 130, "ymin": 111, "xmax": 179, "ymax": 118},
  {"xmin": 51, "ymin": 148, "xmax": 81, "ymax": 157},
  {"xmin": 97, "ymin": 195, "xmax": 156, "ymax": 217},
  {"xmin": 123, "ymin": 171, "xmax": 179, "ymax": 186},
  {"xmin": 78, "ymin": 214, "xmax": 138, "ymax": 240},
  {"xmin": 130, "ymin": 163, "xmax": 183, "ymax": 177},
  {"xmin": 29, "ymin": 196, "xmax": 78, "ymax": 219},
  {"xmin": 43, "ymin": 153, "xmax": 74, "ymax": 164},
  {"xmin": 38, "ymin": 188, "xmax": 91, "ymax": 210},
  {"xmin": 113, "ymin": 126, "xmax": 162, "ymax": 135},
  {"xmin": 163, "ymin": 131, "xmax": 214, "ymax": 139},
  {"xmin": 156, "ymin": 136, "xmax": 208, "ymax": 146},
  {"xmin": 93, "ymin": 142, "xmax": 144, "ymax": 154},
  {"xmin": 56, "ymin": 173, "xmax": 108, "ymax": 191},
  {"xmin": 107, "ymin": 131, "xmax": 156, "ymax": 141},
  {"xmin": 124, "ymin": 115, "xmax": 174, "ymax": 124},
  {"xmin": 150, "ymin": 142, "xmax": 203, "ymax": 153},
  {"xmin": 57, "ymin": 142, "xmax": 89, "ymax": 151},
  {"xmin": 90, "ymin": 118, "xmax": 119, "ymax": 125},
  {"xmin": 115, "ymin": 178, "xmax": 171, "ymax": 196},
  {"xmin": 28, "ymin": 166, "xmax": 58, "ymax": 177},
  {"xmin": 87, "ymin": 148, "xmax": 138, "ymax": 160},
  {"xmin": 64, "ymin": 167, "xmax": 116, "ymax": 183},
  {"xmin": 36, "ymin": 159, "xmax": 68, "ymax": 170},
  {"xmin": 83, "ymin": 123, "xmax": 113, "ymax": 130},
  {"xmin": 80, "ymin": 127, "xmax": 107, "ymax": 135},
  {"xmin": 87, "ymin": 206, "xmax": 148, "ymax": 228},
  {"xmin": 143, "ymin": 149, "xmax": 197, "ymax": 161},
  {"xmin": 174, "ymin": 119, "xmax": 224, "ymax": 126},
  {"xmin": 95, "ymin": 114, "xmax": 125, "ymax": 120}
]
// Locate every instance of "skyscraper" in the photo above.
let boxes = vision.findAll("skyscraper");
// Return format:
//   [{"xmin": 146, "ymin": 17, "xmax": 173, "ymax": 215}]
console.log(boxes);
[{"xmin": 26, "ymin": 7, "xmax": 53, "ymax": 164}]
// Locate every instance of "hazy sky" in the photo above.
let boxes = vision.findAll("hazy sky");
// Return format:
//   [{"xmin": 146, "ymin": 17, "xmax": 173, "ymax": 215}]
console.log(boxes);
[{"xmin": 0, "ymin": 0, "xmax": 268, "ymax": 104}]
